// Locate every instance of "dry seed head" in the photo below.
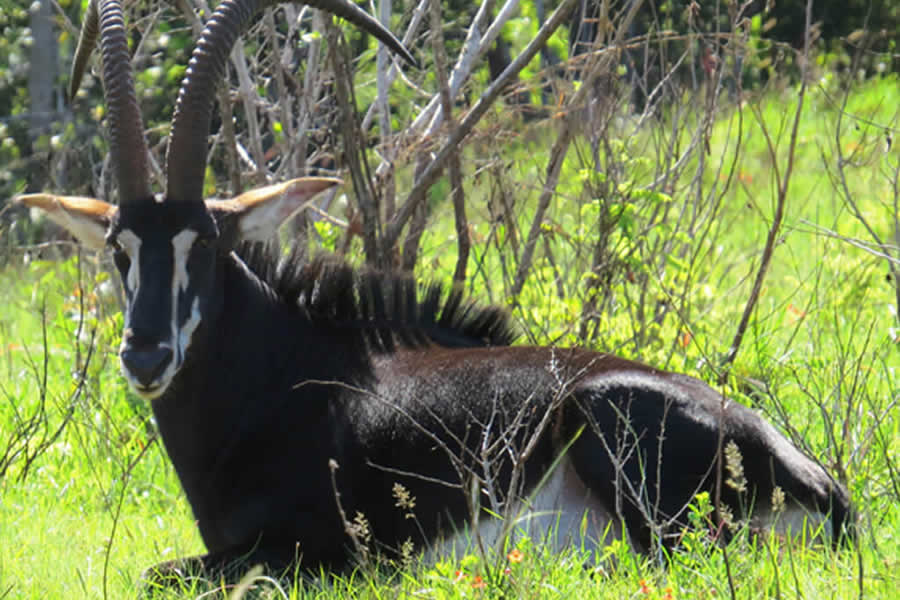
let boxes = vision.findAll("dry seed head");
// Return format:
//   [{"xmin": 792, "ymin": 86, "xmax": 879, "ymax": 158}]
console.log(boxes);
[
  {"xmin": 392, "ymin": 482, "xmax": 417, "ymax": 518},
  {"xmin": 399, "ymin": 537, "xmax": 415, "ymax": 568},
  {"xmin": 350, "ymin": 511, "xmax": 372, "ymax": 545},
  {"xmin": 719, "ymin": 503, "xmax": 736, "ymax": 530},
  {"xmin": 724, "ymin": 440, "xmax": 747, "ymax": 494},
  {"xmin": 771, "ymin": 486, "xmax": 786, "ymax": 514}
]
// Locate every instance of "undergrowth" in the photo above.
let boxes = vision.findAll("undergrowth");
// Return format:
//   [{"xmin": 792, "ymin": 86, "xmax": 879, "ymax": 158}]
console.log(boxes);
[{"xmin": 2, "ymin": 73, "xmax": 899, "ymax": 599}]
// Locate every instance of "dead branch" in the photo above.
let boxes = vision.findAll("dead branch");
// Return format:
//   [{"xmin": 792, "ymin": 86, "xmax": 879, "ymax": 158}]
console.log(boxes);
[{"xmin": 383, "ymin": 0, "xmax": 580, "ymax": 252}]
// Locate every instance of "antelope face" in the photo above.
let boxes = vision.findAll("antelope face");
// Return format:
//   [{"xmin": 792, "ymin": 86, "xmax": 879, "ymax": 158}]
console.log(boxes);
[
  {"xmin": 16, "ymin": 177, "xmax": 339, "ymax": 401},
  {"xmin": 109, "ymin": 177, "xmax": 339, "ymax": 399},
  {"xmin": 108, "ymin": 200, "xmax": 221, "ymax": 399}
]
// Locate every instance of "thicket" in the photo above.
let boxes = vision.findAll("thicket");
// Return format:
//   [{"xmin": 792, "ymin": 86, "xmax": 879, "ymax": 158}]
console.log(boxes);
[
  {"xmin": 1, "ymin": 0, "xmax": 899, "ymax": 597},
  {"xmin": 0, "ymin": 0, "xmax": 898, "ymax": 227}
]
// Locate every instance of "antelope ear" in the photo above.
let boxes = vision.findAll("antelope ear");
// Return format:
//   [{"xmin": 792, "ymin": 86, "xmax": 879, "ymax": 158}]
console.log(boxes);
[
  {"xmin": 206, "ymin": 177, "xmax": 341, "ymax": 242},
  {"xmin": 15, "ymin": 194, "xmax": 116, "ymax": 251}
]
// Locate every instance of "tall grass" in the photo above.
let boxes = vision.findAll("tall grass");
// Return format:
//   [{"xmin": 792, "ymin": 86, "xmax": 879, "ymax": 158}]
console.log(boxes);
[{"xmin": 2, "ymin": 73, "xmax": 898, "ymax": 598}]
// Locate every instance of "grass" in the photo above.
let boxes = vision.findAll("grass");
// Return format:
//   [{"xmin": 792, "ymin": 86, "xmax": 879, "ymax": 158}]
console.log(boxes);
[{"xmin": 2, "ymin": 73, "xmax": 899, "ymax": 598}]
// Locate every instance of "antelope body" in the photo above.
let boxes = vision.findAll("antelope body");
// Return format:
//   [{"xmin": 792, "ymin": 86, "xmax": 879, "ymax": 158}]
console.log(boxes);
[{"xmin": 18, "ymin": 0, "xmax": 852, "ymax": 582}]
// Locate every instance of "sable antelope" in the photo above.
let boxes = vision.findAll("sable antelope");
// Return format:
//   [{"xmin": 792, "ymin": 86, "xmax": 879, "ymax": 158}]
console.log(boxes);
[{"xmin": 18, "ymin": 0, "xmax": 851, "ymax": 582}]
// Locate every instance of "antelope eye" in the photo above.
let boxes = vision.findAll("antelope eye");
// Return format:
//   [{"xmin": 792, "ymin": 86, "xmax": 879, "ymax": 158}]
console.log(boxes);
[
  {"xmin": 108, "ymin": 237, "xmax": 123, "ymax": 253},
  {"xmin": 197, "ymin": 236, "xmax": 213, "ymax": 249}
]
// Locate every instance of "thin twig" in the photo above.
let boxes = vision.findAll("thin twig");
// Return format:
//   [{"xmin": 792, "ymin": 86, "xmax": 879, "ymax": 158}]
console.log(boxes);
[
  {"xmin": 326, "ymin": 24, "xmax": 382, "ymax": 265},
  {"xmin": 360, "ymin": 0, "xmax": 430, "ymax": 133},
  {"xmin": 510, "ymin": 0, "xmax": 645, "ymax": 298},
  {"xmin": 428, "ymin": 0, "xmax": 468, "ymax": 282},
  {"xmin": 328, "ymin": 459, "xmax": 369, "ymax": 565},
  {"xmin": 383, "ymin": 0, "xmax": 580, "ymax": 251},
  {"xmin": 102, "ymin": 437, "xmax": 156, "ymax": 600},
  {"xmin": 719, "ymin": 0, "xmax": 813, "ymax": 382},
  {"xmin": 377, "ymin": 0, "xmax": 397, "ymax": 224},
  {"xmin": 510, "ymin": 123, "xmax": 574, "ymax": 297},
  {"xmin": 232, "ymin": 41, "xmax": 267, "ymax": 185}
]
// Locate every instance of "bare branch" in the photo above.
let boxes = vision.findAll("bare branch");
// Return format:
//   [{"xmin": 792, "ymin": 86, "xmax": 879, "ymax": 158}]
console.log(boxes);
[
  {"xmin": 429, "ymin": 0, "xmax": 468, "ymax": 282},
  {"xmin": 719, "ymin": 0, "xmax": 813, "ymax": 380},
  {"xmin": 360, "ymin": 0, "xmax": 430, "ymax": 133},
  {"xmin": 383, "ymin": 0, "xmax": 580, "ymax": 251}
]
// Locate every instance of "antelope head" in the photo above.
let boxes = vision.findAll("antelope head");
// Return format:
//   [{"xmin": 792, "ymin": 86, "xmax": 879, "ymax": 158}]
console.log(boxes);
[{"xmin": 18, "ymin": 0, "xmax": 413, "ymax": 399}]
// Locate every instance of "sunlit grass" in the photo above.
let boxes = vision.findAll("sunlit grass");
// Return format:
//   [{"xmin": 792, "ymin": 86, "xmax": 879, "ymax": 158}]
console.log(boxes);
[{"xmin": 2, "ymin": 77, "xmax": 899, "ymax": 598}]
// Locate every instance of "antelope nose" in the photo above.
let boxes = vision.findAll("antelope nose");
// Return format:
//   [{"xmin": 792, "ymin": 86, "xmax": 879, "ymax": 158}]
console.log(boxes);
[{"xmin": 120, "ymin": 346, "xmax": 173, "ymax": 387}]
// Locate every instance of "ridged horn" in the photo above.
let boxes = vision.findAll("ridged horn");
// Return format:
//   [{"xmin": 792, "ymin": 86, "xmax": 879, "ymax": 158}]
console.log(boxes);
[
  {"xmin": 69, "ymin": 0, "xmax": 99, "ymax": 102},
  {"xmin": 165, "ymin": 0, "xmax": 415, "ymax": 204},
  {"xmin": 70, "ymin": 0, "xmax": 152, "ymax": 205}
]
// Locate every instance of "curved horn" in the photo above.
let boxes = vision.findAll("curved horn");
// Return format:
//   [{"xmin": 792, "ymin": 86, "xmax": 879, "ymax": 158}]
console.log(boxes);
[
  {"xmin": 68, "ymin": 0, "xmax": 99, "ymax": 102},
  {"xmin": 165, "ymin": 0, "xmax": 415, "ymax": 204},
  {"xmin": 70, "ymin": 0, "xmax": 152, "ymax": 205}
]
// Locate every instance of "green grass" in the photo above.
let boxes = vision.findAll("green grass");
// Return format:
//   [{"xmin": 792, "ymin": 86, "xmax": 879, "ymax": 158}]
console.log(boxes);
[{"xmin": 2, "ymin": 75, "xmax": 899, "ymax": 598}]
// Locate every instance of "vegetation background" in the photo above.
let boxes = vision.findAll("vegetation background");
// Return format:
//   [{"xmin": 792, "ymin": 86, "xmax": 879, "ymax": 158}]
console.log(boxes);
[{"xmin": 1, "ymin": 0, "xmax": 899, "ymax": 598}]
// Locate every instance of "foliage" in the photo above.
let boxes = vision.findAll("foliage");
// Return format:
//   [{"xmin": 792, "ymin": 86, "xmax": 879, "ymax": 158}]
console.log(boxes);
[
  {"xmin": 613, "ymin": 0, "xmax": 900, "ymax": 72},
  {"xmin": 4, "ymin": 71, "xmax": 899, "ymax": 599},
  {"xmin": 2, "ymin": 1, "xmax": 900, "ymax": 598}
]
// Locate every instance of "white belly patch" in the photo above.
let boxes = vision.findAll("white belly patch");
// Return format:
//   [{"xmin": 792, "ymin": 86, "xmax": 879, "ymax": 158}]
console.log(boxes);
[{"xmin": 428, "ymin": 457, "xmax": 625, "ymax": 560}]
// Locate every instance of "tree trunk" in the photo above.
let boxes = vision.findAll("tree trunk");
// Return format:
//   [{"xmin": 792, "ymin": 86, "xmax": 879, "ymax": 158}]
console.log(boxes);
[{"xmin": 27, "ymin": 0, "xmax": 58, "ymax": 191}]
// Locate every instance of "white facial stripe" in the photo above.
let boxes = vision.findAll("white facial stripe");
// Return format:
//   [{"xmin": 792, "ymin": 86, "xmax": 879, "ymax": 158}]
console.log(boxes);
[
  {"xmin": 170, "ymin": 230, "xmax": 201, "ymax": 366},
  {"xmin": 171, "ymin": 229, "xmax": 198, "ymax": 295},
  {"xmin": 156, "ymin": 296, "xmax": 201, "ymax": 393},
  {"xmin": 118, "ymin": 229, "xmax": 142, "ymax": 298},
  {"xmin": 179, "ymin": 297, "xmax": 202, "ymax": 360}
]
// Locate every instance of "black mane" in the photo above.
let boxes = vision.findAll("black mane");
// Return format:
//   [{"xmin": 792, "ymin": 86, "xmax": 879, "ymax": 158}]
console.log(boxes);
[{"xmin": 236, "ymin": 243, "xmax": 518, "ymax": 352}]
